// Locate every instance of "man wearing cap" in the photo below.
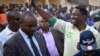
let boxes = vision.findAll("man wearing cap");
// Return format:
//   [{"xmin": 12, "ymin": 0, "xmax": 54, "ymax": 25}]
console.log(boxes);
[{"xmin": 74, "ymin": 30, "xmax": 100, "ymax": 56}]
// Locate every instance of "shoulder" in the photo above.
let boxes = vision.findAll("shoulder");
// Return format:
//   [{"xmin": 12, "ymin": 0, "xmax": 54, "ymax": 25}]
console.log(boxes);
[
  {"xmin": 4, "ymin": 32, "xmax": 20, "ymax": 46},
  {"xmin": 0, "ymin": 28, "xmax": 6, "ymax": 36},
  {"xmin": 34, "ymin": 31, "xmax": 44, "ymax": 37},
  {"xmin": 51, "ymin": 28, "xmax": 63, "ymax": 35},
  {"xmin": 87, "ymin": 26, "xmax": 99, "ymax": 38}
]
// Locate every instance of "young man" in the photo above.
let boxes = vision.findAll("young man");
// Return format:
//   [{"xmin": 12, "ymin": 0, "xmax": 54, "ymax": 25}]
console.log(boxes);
[
  {"xmin": 0, "ymin": 11, "xmax": 20, "ymax": 44},
  {"xmin": 74, "ymin": 30, "xmax": 100, "ymax": 56},
  {"xmin": 39, "ymin": 17, "xmax": 64, "ymax": 56},
  {"xmin": 31, "ymin": 0, "xmax": 100, "ymax": 56}
]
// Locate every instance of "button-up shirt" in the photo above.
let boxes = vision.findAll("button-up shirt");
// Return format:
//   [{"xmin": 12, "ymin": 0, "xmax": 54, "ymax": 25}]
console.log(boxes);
[
  {"xmin": 40, "ymin": 29, "xmax": 59, "ymax": 56},
  {"xmin": 0, "ymin": 26, "xmax": 16, "ymax": 44}
]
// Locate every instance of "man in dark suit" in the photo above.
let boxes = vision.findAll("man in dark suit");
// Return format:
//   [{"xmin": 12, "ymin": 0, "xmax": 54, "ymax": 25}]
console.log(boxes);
[
  {"xmin": 3, "ymin": 11, "xmax": 49, "ymax": 56},
  {"xmin": 38, "ymin": 17, "xmax": 64, "ymax": 56}
]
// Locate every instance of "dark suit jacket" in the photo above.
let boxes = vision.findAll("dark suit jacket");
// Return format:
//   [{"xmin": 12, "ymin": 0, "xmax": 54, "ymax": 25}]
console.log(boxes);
[
  {"xmin": 3, "ymin": 31, "xmax": 49, "ymax": 56},
  {"xmin": 39, "ymin": 28, "xmax": 64, "ymax": 56}
]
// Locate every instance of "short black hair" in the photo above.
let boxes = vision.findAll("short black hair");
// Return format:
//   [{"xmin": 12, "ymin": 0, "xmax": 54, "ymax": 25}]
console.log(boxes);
[
  {"xmin": 75, "ymin": 6, "xmax": 88, "ymax": 16},
  {"xmin": 0, "ymin": 6, "xmax": 5, "ymax": 13},
  {"xmin": 20, "ymin": 11, "xmax": 36, "ymax": 23},
  {"xmin": 7, "ymin": 11, "xmax": 20, "ymax": 22}
]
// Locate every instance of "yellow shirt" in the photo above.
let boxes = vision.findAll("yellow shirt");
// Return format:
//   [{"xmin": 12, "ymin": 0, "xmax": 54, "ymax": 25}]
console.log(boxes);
[{"xmin": 50, "ymin": 17, "xmax": 99, "ymax": 56}]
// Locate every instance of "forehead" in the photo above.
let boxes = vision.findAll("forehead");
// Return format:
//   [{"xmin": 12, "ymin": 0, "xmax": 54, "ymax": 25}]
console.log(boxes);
[
  {"xmin": 22, "ymin": 16, "xmax": 37, "ymax": 24},
  {"xmin": 72, "ymin": 8, "xmax": 81, "ymax": 14}
]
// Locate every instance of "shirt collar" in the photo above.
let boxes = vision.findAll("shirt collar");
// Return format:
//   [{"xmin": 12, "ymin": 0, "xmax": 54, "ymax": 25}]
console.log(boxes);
[
  {"xmin": 4, "ymin": 25, "xmax": 16, "ymax": 35},
  {"xmin": 19, "ymin": 29, "xmax": 35, "ymax": 39},
  {"xmin": 73, "ymin": 24, "xmax": 90, "ymax": 32},
  {"xmin": 39, "ymin": 28, "xmax": 51, "ymax": 33},
  {"xmin": 19, "ymin": 29, "xmax": 28, "ymax": 39}
]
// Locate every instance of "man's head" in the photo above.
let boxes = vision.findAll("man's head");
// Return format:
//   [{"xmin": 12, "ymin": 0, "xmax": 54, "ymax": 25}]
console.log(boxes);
[
  {"xmin": 71, "ymin": 6, "xmax": 88, "ymax": 25},
  {"xmin": 80, "ymin": 30, "xmax": 97, "ymax": 51},
  {"xmin": 20, "ymin": 11, "xmax": 37, "ymax": 37},
  {"xmin": 38, "ymin": 16, "xmax": 49, "ymax": 31},
  {"xmin": 7, "ymin": 11, "xmax": 20, "ymax": 32}
]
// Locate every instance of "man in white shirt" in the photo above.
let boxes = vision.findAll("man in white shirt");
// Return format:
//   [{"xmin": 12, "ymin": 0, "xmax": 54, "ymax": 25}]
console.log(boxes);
[{"xmin": 0, "ymin": 11, "xmax": 20, "ymax": 45}]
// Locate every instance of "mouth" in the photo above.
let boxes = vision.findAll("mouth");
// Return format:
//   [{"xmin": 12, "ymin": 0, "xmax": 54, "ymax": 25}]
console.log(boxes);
[{"xmin": 70, "ymin": 19, "xmax": 76, "ymax": 24}]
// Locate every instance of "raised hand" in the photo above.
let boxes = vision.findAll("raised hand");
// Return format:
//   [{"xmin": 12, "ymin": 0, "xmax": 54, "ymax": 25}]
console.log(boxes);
[
  {"xmin": 31, "ymin": 0, "xmax": 36, "ymax": 7},
  {"xmin": 31, "ymin": 0, "xmax": 52, "ymax": 22}
]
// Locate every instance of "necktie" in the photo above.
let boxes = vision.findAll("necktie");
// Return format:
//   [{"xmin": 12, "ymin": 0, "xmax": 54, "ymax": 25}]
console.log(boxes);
[{"xmin": 28, "ymin": 37, "xmax": 40, "ymax": 56}]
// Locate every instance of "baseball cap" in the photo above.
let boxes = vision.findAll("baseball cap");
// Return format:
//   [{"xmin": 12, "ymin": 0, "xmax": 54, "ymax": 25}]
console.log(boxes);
[{"xmin": 80, "ymin": 30, "xmax": 97, "ymax": 51}]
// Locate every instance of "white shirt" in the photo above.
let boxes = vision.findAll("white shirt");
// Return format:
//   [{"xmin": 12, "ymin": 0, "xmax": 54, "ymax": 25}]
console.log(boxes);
[
  {"xmin": 19, "ymin": 29, "xmax": 42, "ymax": 56},
  {"xmin": 0, "ymin": 26, "xmax": 16, "ymax": 45}
]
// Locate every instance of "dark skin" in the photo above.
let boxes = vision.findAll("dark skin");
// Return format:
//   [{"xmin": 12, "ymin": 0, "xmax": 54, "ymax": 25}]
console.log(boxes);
[
  {"xmin": 39, "ymin": 18, "xmax": 49, "ymax": 33},
  {"xmin": 7, "ymin": 11, "xmax": 20, "ymax": 32},
  {"xmin": 70, "ymin": 8, "xmax": 86, "ymax": 31},
  {"xmin": 20, "ymin": 12, "xmax": 37, "ymax": 37},
  {"xmin": 31, "ymin": 0, "xmax": 87, "ymax": 31}
]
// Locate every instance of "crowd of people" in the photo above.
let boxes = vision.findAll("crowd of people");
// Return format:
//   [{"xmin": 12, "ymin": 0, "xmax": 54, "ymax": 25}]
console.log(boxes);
[{"xmin": 0, "ymin": 0, "xmax": 100, "ymax": 56}]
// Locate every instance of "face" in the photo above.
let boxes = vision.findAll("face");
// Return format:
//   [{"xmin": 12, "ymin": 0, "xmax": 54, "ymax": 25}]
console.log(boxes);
[
  {"xmin": 20, "ymin": 16, "xmax": 37, "ymax": 36},
  {"xmin": 8, "ymin": 14, "xmax": 20, "ymax": 31},
  {"xmin": 71, "ymin": 8, "xmax": 84, "ymax": 25},
  {"xmin": 13, "ymin": 17, "xmax": 20, "ymax": 30},
  {"xmin": 39, "ymin": 18, "xmax": 49, "ymax": 30}
]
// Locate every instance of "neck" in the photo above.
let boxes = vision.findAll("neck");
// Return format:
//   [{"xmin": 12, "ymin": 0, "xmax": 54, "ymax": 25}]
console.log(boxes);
[
  {"xmin": 74, "ymin": 21, "xmax": 86, "ymax": 31},
  {"xmin": 8, "ymin": 25, "xmax": 17, "ymax": 32},
  {"xmin": 41, "ymin": 28, "xmax": 49, "ymax": 33}
]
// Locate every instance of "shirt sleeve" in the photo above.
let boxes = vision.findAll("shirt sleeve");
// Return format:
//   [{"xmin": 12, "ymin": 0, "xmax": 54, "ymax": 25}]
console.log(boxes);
[{"xmin": 49, "ymin": 16, "xmax": 72, "ymax": 33}]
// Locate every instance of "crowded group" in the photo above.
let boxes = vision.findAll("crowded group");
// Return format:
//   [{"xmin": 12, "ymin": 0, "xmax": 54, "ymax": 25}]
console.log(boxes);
[{"xmin": 0, "ymin": 0, "xmax": 100, "ymax": 56}]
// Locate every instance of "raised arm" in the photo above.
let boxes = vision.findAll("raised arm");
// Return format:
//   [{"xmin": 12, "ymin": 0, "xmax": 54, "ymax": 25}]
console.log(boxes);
[{"xmin": 31, "ymin": 0, "xmax": 52, "ymax": 22}]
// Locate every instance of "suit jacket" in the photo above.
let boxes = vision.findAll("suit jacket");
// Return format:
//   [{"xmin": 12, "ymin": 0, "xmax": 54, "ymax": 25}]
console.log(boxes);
[
  {"xmin": 39, "ymin": 28, "xmax": 64, "ymax": 56},
  {"xmin": 3, "ymin": 31, "xmax": 49, "ymax": 56}
]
